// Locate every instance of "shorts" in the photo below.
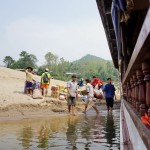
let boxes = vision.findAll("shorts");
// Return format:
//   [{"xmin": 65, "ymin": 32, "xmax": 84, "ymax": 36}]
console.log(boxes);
[
  {"xmin": 26, "ymin": 81, "xmax": 33, "ymax": 89},
  {"xmin": 40, "ymin": 84, "xmax": 49, "ymax": 89},
  {"xmin": 85, "ymin": 97, "xmax": 96, "ymax": 107},
  {"xmin": 106, "ymin": 98, "xmax": 114, "ymax": 107},
  {"xmin": 68, "ymin": 96, "xmax": 76, "ymax": 106}
]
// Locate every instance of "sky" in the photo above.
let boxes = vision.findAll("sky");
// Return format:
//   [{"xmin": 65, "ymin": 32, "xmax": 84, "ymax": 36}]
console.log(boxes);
[{"xmin": 0, "ymin": 0, "xmax": 111, "ymax": 66}]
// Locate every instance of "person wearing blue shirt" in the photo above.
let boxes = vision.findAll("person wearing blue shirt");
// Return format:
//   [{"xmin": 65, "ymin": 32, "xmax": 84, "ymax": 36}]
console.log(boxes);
[{"xmin": 103, "ymin": 78, "xmax": 116, "ymax": 113}]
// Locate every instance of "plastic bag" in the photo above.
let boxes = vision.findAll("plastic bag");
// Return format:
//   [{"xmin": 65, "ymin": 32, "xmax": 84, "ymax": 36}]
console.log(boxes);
[{"xmin": 32, "ymin": 89, "xmax": 43, "ymax": 99}]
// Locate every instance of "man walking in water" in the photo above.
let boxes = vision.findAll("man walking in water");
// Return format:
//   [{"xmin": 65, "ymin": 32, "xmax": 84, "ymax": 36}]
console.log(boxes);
[
  {"xmin": 67, "ymin": 75, "xmax": 78, "ymax": 116},
  {"xmin": 83, "ymin": 79, "xmax": 99, "ymax": 114},
  {"xmin": 103, "ymin": 78, "xmax": 116, "ymax": 113}
]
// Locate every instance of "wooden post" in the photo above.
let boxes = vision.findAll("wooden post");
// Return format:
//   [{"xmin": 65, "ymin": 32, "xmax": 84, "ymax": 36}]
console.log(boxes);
[
  {"xmin": 142, "ymin": 62, "xmax": 150, "ymax": 116},
  {"xmin": 126, "ymin": 82, "xmax": 129, "ymax": 102},
  {"xmin": 137, "ymin": 69, "xmax": 146, "ymax": 116},
  {"xmin": 132, "ymin": 74, "xmax": 137, "ymax": 108},
  {"xmin": 130, "ymin": 77, "xmax": 134, "ymax": 106},
  {"xmin": 135, "ymin": 71, "xmax": 139, "ymax": 112},
  {"xmin": 128, "ymin": 81, "xmax": 132, "ymax": 104}
]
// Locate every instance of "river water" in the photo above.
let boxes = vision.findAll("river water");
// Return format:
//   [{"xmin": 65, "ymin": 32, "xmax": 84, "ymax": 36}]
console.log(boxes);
[{"xmin": 0, "ymin": 110, "xmax": 120, "ymax": 150}]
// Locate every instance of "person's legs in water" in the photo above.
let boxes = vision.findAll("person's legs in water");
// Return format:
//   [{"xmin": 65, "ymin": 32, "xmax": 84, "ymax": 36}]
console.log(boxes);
[
  {"xmin": 83, "ymin": 98, "xmax": 89, "ymax": 113},
  {"xmin": 92, "ymin": 105, "xmax": 99, "ymax": 114},
  {"xmin": 106, "ymin": 98, "xmax": 114, "ymax": 113},
  {"xmin": 83, "ymin": 98, "xmax": 99, "ymax": 114},
  {"xmin": 109, "ymin": 98, "xmax": 114, "ymax": 113},
  {"xmin": 91, "ymin": 99, "xmax": 99, "ymax": 114},
  {"xmin": 71, "ymin": 97, "xmax": 76, "ymax": 115},
  {"xmin": 83, "ymin": 103, "xmax": 88, "ymax": 113},
  {"xmin": 68, "ymin": 97, "xmax": 71, "ymax": 114},
  {"xmin": 106, "ymin": 98, "xmax": 110, "ymax": 112},
  {"xmin": 72, "ymin": 105, "xmax": 76, "ymax": 116},
  {"xmin": 110, "ymin": 107, "xmax": 113, "ymax": 113},
  {"xmin": 107, "ymin": 106, "xmax": 110, "ymax": 112},
  {"xmin": 68, "ymin": 105, "xmax": 71, "ymax": 113}
]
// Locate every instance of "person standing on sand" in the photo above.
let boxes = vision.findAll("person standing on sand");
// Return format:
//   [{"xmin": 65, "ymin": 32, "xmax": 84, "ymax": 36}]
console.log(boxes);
[
  {"xmin": 67, "ymin": 75, "xmax": 78, "ymax": 116},
  {"xmin": 25, "ymin": 67, "xmax": 34, "ymax": 95},
  {"xmin": 83, "ymin": 79, "xmax": 99, "ymax": 114},
  {"xmin": 40, "ymin": 68, "xmax": 51, "ymax": 97},
  {"xmin": 103, "ymin": 78, "xmax": 116, "ymax": 113}
]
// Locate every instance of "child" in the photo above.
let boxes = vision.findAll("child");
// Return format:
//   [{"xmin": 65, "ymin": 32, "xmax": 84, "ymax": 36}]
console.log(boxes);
[{"xmin": 83, "ymin": 79, "xmax": 99, "ymax": 114}]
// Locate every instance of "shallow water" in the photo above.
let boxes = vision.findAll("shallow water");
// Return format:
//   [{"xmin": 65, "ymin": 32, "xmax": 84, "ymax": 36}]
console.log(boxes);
[{"xmin": 0, "ymin": 110, "xmax": 120, "ymax": 150}]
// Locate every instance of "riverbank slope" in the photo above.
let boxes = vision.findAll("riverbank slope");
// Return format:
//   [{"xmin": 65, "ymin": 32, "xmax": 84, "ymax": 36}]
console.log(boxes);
[{"xmin": 0, "ymin": 67, "xmax": 120, "ymax": 121}]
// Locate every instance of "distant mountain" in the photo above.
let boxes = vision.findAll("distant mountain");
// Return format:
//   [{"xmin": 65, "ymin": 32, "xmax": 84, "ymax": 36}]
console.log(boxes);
[
  {"xmin": 73, "ymin": 54, "xmax": 105, "ymax": 63},
  {"xmin": 70, "ymin": 54, "xmax": 118, "ymax": 81}
]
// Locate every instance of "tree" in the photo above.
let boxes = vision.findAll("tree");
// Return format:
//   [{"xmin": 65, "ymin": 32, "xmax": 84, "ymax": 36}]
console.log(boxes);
[
  {"xmin": 3, "ymin": 56, "xmax": 15, "ymax": 68},
  {"xmin": 16, "ymin": 51, "xmax": 38, "ymax": 69},
  {"xmin": 20, "ymin": 51, "xmax": 28, "ymax": 57},
  {"xmin": 45, "ymin": 52, "xmax": 55, "ymax": 70}
]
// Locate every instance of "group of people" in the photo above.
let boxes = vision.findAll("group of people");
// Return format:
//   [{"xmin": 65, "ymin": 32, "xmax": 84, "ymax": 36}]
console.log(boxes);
[
  {"xmin": 25, "ymin": 67, "xmax": 51, "ymax": 97},
  {"xmin": 25, "ymin": 66, "xmax": 116, "ymax": 115},
  {"xmin": 67, "ymin": 75, "xmax": 116, "ymax": 115}
]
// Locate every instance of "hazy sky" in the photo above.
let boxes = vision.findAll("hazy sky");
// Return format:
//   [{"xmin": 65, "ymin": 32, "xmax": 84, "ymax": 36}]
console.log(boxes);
[{"xmin": 0, "ymin": 0, "xmax": 111, "ymax": 66}]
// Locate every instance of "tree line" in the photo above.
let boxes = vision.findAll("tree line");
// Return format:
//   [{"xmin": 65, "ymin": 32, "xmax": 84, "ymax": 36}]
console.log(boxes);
[{"xmin": 3, "ymin": 51, "xmax": 118, "ymax": 82}]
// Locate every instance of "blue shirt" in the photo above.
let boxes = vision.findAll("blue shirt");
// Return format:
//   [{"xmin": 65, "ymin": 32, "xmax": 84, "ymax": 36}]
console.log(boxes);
[{"xmin": 103, "ymin": 84, "xmax": 115, "ymax": 98}]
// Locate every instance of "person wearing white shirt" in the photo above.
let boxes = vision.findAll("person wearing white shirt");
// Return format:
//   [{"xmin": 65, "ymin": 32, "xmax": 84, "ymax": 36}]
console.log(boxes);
[
  {"xmin": 83, "ymin": 79, "xmax": 99, "ymax": 114},
  {"xmin": 67, "ymin": 75, "xmax": 78, "ymax": 115}
]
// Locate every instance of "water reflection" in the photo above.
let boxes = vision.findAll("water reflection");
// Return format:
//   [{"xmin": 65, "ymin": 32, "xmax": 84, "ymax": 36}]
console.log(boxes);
[
  {"xmin": 105, "ymin": 114, "xmax": 116, "ymax": 148},
  {"xmin": 66, "ymin": 116, "xmax": 78, "ymax": 149},
  {"xmin": 20, "ymin": 126, "xmax": 33, "ymax": 150},
  {"xmin": 37, "ymin": 125, "xmax": 49, "ymax": 148},
  {"xmin": 0, "ymin": 110, "xmax": 120, "ymax": 150}
]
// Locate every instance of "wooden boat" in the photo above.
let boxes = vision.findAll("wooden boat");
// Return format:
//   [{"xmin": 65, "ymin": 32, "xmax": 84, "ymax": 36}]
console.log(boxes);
[{"xmin": 96, "ymin": 0, "xmax": 150, "ymax": 149}]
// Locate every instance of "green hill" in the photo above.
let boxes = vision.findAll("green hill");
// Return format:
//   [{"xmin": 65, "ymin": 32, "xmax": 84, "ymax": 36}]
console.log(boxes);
[
  {"xmin": 70, "ymin": 54, "xmax": 118, "ymax": 81},
  {"xmin": 73, "ymin": 54, "xmax": 104, "ymax": 63}
]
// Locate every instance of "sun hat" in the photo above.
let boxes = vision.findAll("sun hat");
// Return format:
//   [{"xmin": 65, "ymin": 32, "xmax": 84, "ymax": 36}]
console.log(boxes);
[
  {"xmin": 26, "ymin": 66, "xmax": 33, "ymax": 71},
  {"xmin": 45, "ymin": 68, "xmax": 49, "ymax": 72}
]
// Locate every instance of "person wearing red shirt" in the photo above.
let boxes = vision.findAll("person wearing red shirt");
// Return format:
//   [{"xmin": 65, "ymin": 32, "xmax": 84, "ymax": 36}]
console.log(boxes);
[{"xmin": 91, "ymin": 76, "xmax": 104, "ymax": 90}]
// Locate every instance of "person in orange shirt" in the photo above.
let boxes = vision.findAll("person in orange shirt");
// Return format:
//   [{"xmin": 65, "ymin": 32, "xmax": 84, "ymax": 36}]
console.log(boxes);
[{"xmin": 91, "ymin": 76, "xmax": 104, "ymax": 90}]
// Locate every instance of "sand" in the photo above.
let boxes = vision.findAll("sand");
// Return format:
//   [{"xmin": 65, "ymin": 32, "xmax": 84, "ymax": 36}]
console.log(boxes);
[
  {"xmin": 0, "ymin": 67, "xmax": 85, "ymax": 121},
  {"xmin": 0, "ymin": 67, "xmax": 66, "ymax": 106},
  {"xmin": 0, "ymin": 67, "xmax": 120, "ymax": 121}
]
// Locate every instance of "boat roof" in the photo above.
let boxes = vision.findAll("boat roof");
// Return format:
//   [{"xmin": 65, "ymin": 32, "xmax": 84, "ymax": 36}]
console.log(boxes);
[{"xmin": 97, "ymin": 0, "xmax": 118, "ymax": 68}]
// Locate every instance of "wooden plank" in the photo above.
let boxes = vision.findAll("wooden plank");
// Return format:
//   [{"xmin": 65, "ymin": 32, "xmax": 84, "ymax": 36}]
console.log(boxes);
[{"xmin": 123, "ymin": 7, "xmax": 150, "ymax": 84}]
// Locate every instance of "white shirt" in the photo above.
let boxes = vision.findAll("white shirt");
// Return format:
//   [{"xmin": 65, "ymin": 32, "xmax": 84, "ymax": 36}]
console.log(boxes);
[
  {"xmin": 86, "ymin": 83, "xmax": 94, "ymax": 98},
  {"xmin": 67, "ymin": 80, "xmax": 78, "ymax": 97}
]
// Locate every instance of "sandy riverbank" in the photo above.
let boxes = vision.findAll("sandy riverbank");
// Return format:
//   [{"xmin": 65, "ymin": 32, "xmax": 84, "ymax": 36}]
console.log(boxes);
[{"xmin": 0, "ymin": 67, "xmax": 121, "ymax": 121}]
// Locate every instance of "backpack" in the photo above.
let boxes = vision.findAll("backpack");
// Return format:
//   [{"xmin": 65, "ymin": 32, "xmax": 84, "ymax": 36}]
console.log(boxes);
[{"xmin": 43, "ymin": 73, "xmax": 49, "ymax": 83}]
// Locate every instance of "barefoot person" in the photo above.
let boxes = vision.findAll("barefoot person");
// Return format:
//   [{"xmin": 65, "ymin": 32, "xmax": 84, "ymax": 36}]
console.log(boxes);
[
  {"xmin": 40, "ymin": 68, "xmax": 51, "ymax": 97},
  {"xmin": 83, "ymin": 79, "xmax": 99, "ymax": 114},
  {"xmin": 103, "ymin": 78, "xmax": 116, "ymax": 113},
  {"xmin": 67, "ymin": 75, "xmax": 78, "ymax": 115},
  {"xmin": 25, "ymin": 67, "xmax": 34, "ymax": 95}
]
